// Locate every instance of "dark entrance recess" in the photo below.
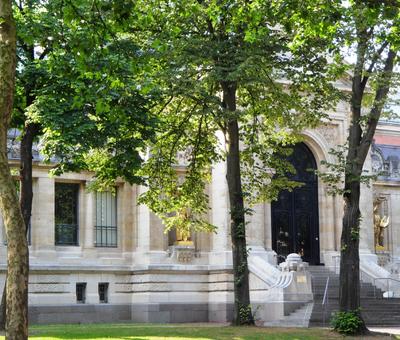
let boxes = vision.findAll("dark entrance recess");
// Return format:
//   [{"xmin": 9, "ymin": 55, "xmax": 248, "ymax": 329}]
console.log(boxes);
[{"xmin": 271, "ymin": 143, "xmax": 320, "ymax": 265}]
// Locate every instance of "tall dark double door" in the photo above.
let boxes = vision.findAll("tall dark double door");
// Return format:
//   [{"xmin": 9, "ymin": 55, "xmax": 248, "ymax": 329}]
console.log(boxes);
[{"xmin": 271, "ymin": 143, "xmax": 320, "ymax": 265}]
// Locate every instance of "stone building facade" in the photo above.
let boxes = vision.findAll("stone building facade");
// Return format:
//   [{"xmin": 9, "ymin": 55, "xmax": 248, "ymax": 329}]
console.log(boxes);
[{"xmin": 1, "ymin": 97, "xmax": 400, "ymax": 324}]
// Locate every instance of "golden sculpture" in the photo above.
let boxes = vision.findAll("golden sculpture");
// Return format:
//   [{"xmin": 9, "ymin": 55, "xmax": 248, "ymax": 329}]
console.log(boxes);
[
  {"xmin": 174, "ymin": 208, "xmax": 194, "ymax": 246},
  {"xmin": 374, "ymin": 202, "xmax": 390, "ymax": 250},
  {"xmin": 175, "ymin": 229, "xmax": 192, "ymax": 245}
]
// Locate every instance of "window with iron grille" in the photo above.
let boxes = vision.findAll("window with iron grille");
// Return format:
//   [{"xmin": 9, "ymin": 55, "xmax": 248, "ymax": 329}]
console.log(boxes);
[
  {"xmin": 55, "ymin": 183, "xmax": 79, "ymax": 246},
  {"xmin": 98, "ymin": 282, "xmax": 109, "ymax": 303},
  {"xmin": 94, "ymin": 190, "xmax": 117, "ymax": 247},
  {"xmin": 76, "ymin": 283, "xmax": 86, "ymax": 303}
]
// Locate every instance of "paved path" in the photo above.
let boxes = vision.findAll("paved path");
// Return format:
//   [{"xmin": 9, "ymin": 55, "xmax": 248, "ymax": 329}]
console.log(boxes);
[{"xmin": 369, "ymin": 327, "xmax": 400, "ymax": 335}]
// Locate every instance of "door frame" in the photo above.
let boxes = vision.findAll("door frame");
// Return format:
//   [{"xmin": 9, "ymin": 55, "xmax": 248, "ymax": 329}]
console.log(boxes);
[{"xmin": 271, "ymin": 143, "xmax": 320, "ymax": 265}]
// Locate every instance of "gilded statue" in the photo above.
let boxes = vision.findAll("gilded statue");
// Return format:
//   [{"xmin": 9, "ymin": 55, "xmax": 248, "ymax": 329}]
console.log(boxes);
[
  {"xmin": 374, "ymin": 203, "xmax": 390, "ymax": 249},
  {"xmin": 174, "ymin": 208, "xmax": 193, "ymax": 246}
]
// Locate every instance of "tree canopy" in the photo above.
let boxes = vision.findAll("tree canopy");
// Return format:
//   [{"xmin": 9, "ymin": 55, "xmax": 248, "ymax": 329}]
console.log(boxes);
[
  {"xmin": 131, "ymin": 0, "xmax": 342, "ymax": 324},
  {"xmin": 137, "ymin": 0, "xmax": 341, "ymax": 231},
  {"xmin": 12, "ymin": 0, "xmax": 159, "ymax": 187}
]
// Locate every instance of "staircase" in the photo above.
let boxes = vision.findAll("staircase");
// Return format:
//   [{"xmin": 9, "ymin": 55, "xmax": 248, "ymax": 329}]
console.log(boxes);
[
  {"xmin": 263, "ymin": 302, "xmax": 314, "ymax": 327},
  {"xmin": 309, "ymin": 265, "xmax": 400, "ymax": 326}
]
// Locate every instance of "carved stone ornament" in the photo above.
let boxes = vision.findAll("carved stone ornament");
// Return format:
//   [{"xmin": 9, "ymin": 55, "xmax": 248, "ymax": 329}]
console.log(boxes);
[
  {"xmin": 371, "ymin": 145, "xmax": 386, "ymax": 175},
  {"xmin": 176, "ymin": 148, "xmax": 193, "ymax": 166},
  {"xmin": 169, "ymin": 244, "xmax": 195, "ymax": 263},
  {"xmin": 371, "ymin": 143, "xmax": 400, "ymax": 180},
  {"xmin": 7, "ymin": 129, "xmax": 41, "ymax": 161},
  {"xmin": 316, "ymin": 124, "xmax": 339, "ymax": 147},
  {"xmin": 279, "ymin": 253, "xmax": 308, "ymax": 272}
]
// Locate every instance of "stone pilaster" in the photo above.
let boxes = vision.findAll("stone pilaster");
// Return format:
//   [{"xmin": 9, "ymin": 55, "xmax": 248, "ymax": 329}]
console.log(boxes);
[
  {"xmin": 82, "ymin": 185, "xmax": 93, "ymax": 249},
  {"xmin": 359, "ymin": 153, "xmax": 375, "ymax": 255},
  {"xmin": 135, "ymin": 185, "xmax": 167, "ymax": 264},
  {"xmin": 120, "ymin": 183, "xmax": 135, "ymax": 254},
  {"xmin": 390, "ymin": 193, "xmax": 400, "ymax": 258},
  {"xmin": 209, "ymin": 158, "xmax": 232, "ymax": 266},
  {"xmin": 264, "ymin": 202, "xmax": 272, "ymax": 250},
  {"xmin": 246, "ymin": 203, "xmax": 265, "ymax": 248},
  {"xmin": 135, "ymin": 185, "xmax": 151, "ymax": 264},
  {"xmin": 32, "ymin": 176, "xmax": 55, "ymax": 251}
]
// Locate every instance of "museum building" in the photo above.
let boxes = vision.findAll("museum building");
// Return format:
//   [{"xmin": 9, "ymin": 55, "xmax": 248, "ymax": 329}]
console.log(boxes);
[{"xmin": 1, "ymin": 84, "xmax": 400, "ymax": 325}]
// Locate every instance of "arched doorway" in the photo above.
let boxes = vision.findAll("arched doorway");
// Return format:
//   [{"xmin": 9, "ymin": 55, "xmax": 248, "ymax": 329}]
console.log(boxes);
[{"xmin": 271, "ymin": 143, "xmax": 320, "ymax": 264}]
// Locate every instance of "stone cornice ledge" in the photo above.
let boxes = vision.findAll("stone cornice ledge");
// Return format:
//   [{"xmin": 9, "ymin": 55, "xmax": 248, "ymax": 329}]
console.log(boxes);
[{"xmin": 0, "ymin": 264, "xmax": 234, "ymax": 274}]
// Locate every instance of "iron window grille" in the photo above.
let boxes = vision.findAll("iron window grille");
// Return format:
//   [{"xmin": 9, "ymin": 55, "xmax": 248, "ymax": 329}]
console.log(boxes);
[
  {"xmin": 94, "ymin": 190, "xmax": 117, "ymax": 248},
  {"xmin": 55, "ymin": 183, "xmax": 79, "ymax": 246},
  {"xmin": 98, "ymin": 282, "xmax": 109, "ymax": 303},
  {"xmin": 76, "ymin": 283, "xmax": 86, "ymax": 303}
]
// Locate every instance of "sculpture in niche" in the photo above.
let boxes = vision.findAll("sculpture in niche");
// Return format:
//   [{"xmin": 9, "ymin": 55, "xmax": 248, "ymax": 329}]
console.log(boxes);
[
  {"xmin": 167, "ymin": 208, "xmax": 195, "ymax": 263},
  {"xmin": 373, "ymin": 199, "xmax": 390, "ymax": 250},
  {"xmin": 174, "ymin": 208, "xmax": 194, "ymax": 246}
]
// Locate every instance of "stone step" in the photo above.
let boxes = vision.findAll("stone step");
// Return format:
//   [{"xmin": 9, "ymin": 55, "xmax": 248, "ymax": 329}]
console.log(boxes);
[
  {"xmin": 312, "ymin": 309, "xmax": 400, "ymax": 316},
  {"xmin": 311, "ymin": 282, "xmax": 376, "ymax": 286},
  {"xmin": 311, "ymin": 314, "xmax": 400, "ymax": 323},
  {"xmin": 313, "ymin": 303, "xmax": 400, "ymax": 307},
  {"xmin": 311, "ymin": 321, "xmax": 400, "ymax": 327},
  {"xmin": 264, "ymin": 319, "xmax": 309, "ymax": 327},
  {"xmin": 312, "ymin": 310, "xmax": 400, "ymax": 316},
  {"xmin": 314, "ymin": 294, "xmax": 380, "ymax": 298},
  {"xmin": 308, "ymin": 265, "xmax": 400, "ymax": 328},
  {"xmin": 263, "ymin": 303, "xmax": 313, "ymax": 328}
]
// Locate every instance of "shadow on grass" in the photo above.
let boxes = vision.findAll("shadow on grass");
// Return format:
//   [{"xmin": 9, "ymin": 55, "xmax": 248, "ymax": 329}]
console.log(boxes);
[
  {"xmin": 4, "ymin": 323, "xmax": 393, "ymax": 340},
  {"xmin": 25, "ymin": 323, "xmax": 341, "ymax": 340}
]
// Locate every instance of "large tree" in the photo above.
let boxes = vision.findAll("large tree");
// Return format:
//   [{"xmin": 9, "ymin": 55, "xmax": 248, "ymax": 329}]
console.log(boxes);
[
  {"xmin": 336, "ymin": 0, "xmax": 400, "ymax": 333},
  {"xmin": 1, "ymin": 0, "xmax": 158, "ymax": 330},
  {"xmin": 136, "ymin": 0, "xmax": 340, "ymax": 325},
  {"xmin": 0, "ymin": 0, "xmax": 29, "ymax": 338}
]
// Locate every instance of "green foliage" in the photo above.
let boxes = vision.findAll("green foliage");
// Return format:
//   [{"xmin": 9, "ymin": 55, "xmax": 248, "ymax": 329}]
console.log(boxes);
[
  {"xmin": 331, "ymin": 310, "xmax": 364, "ymax": 335},
  {"xmin": 238, "ymin": 303, "xmax": 253, "ymax": 325},
  {"xmin": 136, "ymin": 0, "xmax": 342, "ymax": 235},
  {"xmin": 12, "ymin": 0, "xmax": 157, "ymax": 186},
  {"xmin": 318, "ymin": 145, "xmax": 378, "ymax": 196},
  {"xmin": 350, "ymin": 226, "xmax": 360, "ymax": 241}
]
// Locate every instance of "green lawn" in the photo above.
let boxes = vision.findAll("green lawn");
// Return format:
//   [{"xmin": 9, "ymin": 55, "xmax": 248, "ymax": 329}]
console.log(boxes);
[{"xmin": 0, "ymin": 323, "xmax": 396, "ymax": 340}]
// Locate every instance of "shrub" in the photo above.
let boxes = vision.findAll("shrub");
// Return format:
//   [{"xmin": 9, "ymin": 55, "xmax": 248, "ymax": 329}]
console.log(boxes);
[{"xmin": 330, "ymin": 310, "xmax": 364, "ymax": 335}]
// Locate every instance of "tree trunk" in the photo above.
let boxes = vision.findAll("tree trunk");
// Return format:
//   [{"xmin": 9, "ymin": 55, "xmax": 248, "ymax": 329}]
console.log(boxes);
[
  {"xmin": 339, "ymin": 182, "xmax": 362, "ymax": 309},
  {"xmin": 0, "ymin": 1, "xmax": 29, "ymax": 338},
  {"xmin": 20, "ymin": 123, "xmax": 40, "ymax": 232},
  {"xmin": 339, "ymin": 174, "xmax": 368, "ymax": 333},
  {"xmin": 222, "ymin": 81, "xmax": 254, "ymax": 325},
  {"xmin": 338, "ymin": 30, "xmax": 396, "ymax": 334},
  {"xmin": 0, "ymin": 153, "xmax": 29, "ymax": 340},
  {"xmin": 0, "ymin": 122, "xmax": 40, "ymax": 331},
  {"xmin": 0, "ymin": 16, "xmax": 40, "ymax": 328},
  {"xmin": 0, "ymin": 280, "xmax": 5, "ymax": 330}
]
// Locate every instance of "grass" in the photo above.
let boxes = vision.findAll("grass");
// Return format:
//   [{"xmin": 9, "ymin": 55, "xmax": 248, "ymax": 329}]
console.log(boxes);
[{"xmin": 0, "ymin": 323, "xmax": 398, "ymax": 340}]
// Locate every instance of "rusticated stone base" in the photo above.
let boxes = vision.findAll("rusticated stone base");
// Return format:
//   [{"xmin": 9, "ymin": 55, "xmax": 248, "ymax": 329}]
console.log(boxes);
[{"xmin": 23, "ymin": 302, "xmax": 234, "ymax": 324}]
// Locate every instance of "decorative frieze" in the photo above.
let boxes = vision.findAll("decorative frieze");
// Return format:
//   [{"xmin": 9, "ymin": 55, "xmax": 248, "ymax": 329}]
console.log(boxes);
[
  {"xmin": 316, "ymin": 123, "xmax": 340, "ymax": 147},
  {"xmin": 372, "ymin": 143, "xmax": 400, "ymax": 180},
  {"xmin": 169, "ymin": 244, "xmax": 196, "ymax": 263},
  {"xmin": 7, "ymin": 129, "xmax": 41, "ymax": 161}
]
